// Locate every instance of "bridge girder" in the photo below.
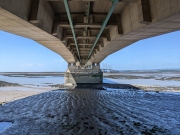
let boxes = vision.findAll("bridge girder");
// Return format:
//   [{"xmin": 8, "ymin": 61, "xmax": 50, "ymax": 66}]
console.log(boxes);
[{"xmin": 0, "ymin": 0, "xmax": 180, "ymax": 66}]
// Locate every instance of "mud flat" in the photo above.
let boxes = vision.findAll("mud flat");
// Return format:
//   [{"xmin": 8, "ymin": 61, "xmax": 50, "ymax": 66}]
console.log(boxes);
[
  {"xmin": 134, "ymin": 85, "xmax": 180, "ymax": 92},
  {"xmin": 104, "ymin": 73, "xmax": 180, "ymax": 81},
  {"xmin": 0, "ymin": 72, "xmax": 64, "ymax": 77},
  {"xmin": 0, "ymin": 72, "xmax": 180, "ymax": 134},
  {"xmin": 0, "ymin": 89, "xmax": 180, "ymax": 134},
  {"xmin": 103, "ymin": 84, "xmax": 180, "ymax": 92}
]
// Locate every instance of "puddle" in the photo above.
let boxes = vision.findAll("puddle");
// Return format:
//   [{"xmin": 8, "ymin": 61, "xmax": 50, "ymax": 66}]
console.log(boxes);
[{"xmin": 0, "ymin": 122, "xmax": 12, "ymax": 132}]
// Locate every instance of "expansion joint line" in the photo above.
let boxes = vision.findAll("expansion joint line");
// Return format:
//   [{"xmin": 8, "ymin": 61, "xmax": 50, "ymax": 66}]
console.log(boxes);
[
  {"xmin": 85, "ymin": 0, "xmax": 119, "ymax": 64},
  {"xmin": 63, "ymin": 0, "xmax": 81, "ymax": 63}
]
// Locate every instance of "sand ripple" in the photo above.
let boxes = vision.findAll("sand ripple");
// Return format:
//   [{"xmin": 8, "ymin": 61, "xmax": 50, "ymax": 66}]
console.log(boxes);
[{"xmin": 0, "ymin": 89, "xmax": 180, "ymax": 135}]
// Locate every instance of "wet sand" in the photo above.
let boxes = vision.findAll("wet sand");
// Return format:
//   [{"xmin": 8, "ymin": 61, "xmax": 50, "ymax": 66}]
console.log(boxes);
[
  {"xmin": 0, "ymin": 80, "xmax": 180, "ymax": 105},
  {"xmin": 0, "ymin": 86, "xmax": 53, "ymax": 104},
  {"xmin": 0, "ymin": 72, "xmax": 180, "ymax": 134},
  {"xmin": 0, "ymin": 81, "xmax": 53, "ymax": 104},
  {"xmin": 103, "ymin": 84, "xmax": 180, "ymax": 93},
  {"xmin": 104, "ymin": 71, "xmax": 180, "ymax": 81},
  {"xmin": 0, "ymin": 89, "xmax": 180, "ymax": 134}
]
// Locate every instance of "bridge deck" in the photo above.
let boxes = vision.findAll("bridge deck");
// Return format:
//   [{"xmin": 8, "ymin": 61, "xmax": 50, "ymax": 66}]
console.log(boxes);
[{"xmin": 0, "ymin": 0, "xmax": 180, "ymax": 66}]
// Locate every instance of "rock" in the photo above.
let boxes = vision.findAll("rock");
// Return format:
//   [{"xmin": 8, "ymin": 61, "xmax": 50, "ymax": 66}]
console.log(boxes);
[{"xmin": 0, "ymin": 81, "xmax": 20, "ymax": 87}]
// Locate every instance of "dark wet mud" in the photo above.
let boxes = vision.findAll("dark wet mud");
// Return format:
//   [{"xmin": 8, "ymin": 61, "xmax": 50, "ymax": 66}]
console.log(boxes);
[{"xmin": 0, "ymin": 89, "xmax": 180, "ymax": 135}]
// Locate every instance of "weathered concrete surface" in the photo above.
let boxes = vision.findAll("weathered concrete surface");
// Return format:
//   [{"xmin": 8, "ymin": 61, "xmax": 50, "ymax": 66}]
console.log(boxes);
[
  {"xmin": 65, "ymin": 64, "xmax": 103, "ymax": 84},
  {"xmin": 0, "ymin": 0, "xmax": 31, "ymax": 21},
  {"xmin": 37, "ymin": 0, "xmax": 54, "ymax": 33},
  {"xmin": 65, "ymin": 71, "xmax": 103, "ymax": 84},
  {"xmin": 93, "ymin": 0, "xmax": 180, "ymax": 63},
  {"xmin": 0, "ymin": 0, "xmax": 180, "ymax": 65},
  {"xmin": 0, "ymin": 2, "xmax": 76, "ymax": 63}
]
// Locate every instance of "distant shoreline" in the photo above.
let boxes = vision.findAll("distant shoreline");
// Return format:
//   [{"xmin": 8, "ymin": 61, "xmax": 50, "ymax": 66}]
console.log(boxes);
[
  {"xmin": 0, "ymin": 68, "xmax": 180, "ymax": 74},
  {"xmin": 1, "ymin": 72, "xmax": 180, "ymax": 81},
  {"xmin": 0, "ymin": 72, "xmax": 65, "ymax": 75},
  {"xmin": 0, "ymin": 72, "xmax": 65, "ymax": 77}
]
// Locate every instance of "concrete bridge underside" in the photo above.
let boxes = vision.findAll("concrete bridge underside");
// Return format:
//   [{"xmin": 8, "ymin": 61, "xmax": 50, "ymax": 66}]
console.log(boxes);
[{"xmin": 0, "ymin": 0, "xmax": 180, "ymax": 84}]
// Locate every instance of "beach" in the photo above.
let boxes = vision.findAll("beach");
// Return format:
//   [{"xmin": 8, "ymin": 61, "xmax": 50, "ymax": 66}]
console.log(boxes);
[{"xmin": 0, "ymin": 71, "xmax": 180, "ymax": 134}]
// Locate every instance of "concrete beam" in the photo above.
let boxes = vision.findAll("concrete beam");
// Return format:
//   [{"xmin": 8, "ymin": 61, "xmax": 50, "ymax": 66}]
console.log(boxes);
[
  {"xmin": 52, "ymin": 21, "xmax": 59, "ymax": 36},
  {"xmin": 74, "ymin": 48, "xmax": 91, "ymax": 51},
  {"xmin": 120, "ymin": 0, "xmax": 139, "ymax": 3},
  {"xmin": 52, "ymin": 18, "xmax": 64, "ymax": 40},
  {"xmin": 29, "ymin": 0, "xmax": 39, "ymax": 24},
  {"xmin": 100, "ymin": 39, "xmax": 105, "ymax": 47},
  {"xmin": 62, "ymin": 29, "xmax": 67, "ymax": 45},
  {"xmin": 0, "ymin": 7, "xmax": 76, "ymax": 63},
  {"xmin": 46, "ymin": 0, "xmax": 98, "ymax": 1},
  {"xmin": 51, "ymin": 13, "xmax": 60, "ymax": 35},
  {"xmin": 36, "ymin": 0, "xmax": 54, "ymax": 33},
  {"xmin": 71, "ymin": 43, "xmax": 94, "ymax": 46},
  {"xmin": 106, "ymin": 29, "xmax": 111, "ymax": 41},
  {"xmin": 116, "ymin": 15, "xmax": 123, "ymax": 34},
  {"xmin": 107, "ymin": 26, "xmax": 119, "ymax": 41},
  {"xmin": 66, "ymin": 36, "xmax": 107, "ymax": 40},
  {"xmin": 0, "ymin": 0, "xmax": 31, "ymax": 21},
  {"xmin": 28, "ymin": 0, "xmax": 54, "ymax": 33},
  {"xmin": 72, "ymin": 45, "xmax": 101, "ymax": 49},
  {"xmin": 138, "ymin": 0, "xmax": 152, "ymax": 24},
  {"xmin": 59, "ymin": 23, "xmax": 117, "ymax": 29},
  {"xmin": 1, "ymin": 0, "xmax": 180, "ymax": 67},
  {"xmin": 121, "ymin": 1, "xmax": 146, "ymax": 34},
  {"xmin": 0, "ymin": 0, "xmax": 54, "ymax": 34},
  {"xmin": 54, "ymin": 25, "xmax": 64, "ymax": 41},
  {"xmin": 93, "ymin": 0, "xmax": 180, "ymax": 63}
]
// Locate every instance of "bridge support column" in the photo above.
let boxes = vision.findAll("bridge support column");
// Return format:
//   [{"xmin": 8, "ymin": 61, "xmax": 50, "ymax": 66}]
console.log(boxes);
[{"xmin": 65, "ymin": 63, "xmax": 103, "ymax": 85}]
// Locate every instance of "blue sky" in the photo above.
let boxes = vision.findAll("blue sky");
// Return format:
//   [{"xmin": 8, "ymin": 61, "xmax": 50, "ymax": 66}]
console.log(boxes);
[{"xmin": 0, "ymin": 30, "xmax": 180, "ymax": 72}]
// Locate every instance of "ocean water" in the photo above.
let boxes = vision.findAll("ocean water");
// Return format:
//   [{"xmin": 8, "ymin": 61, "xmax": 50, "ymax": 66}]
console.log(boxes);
[
  {"xmin": 0, "ymin": 75, "xmax": 64, "ymax": 87},
  {"xmin": 0, "ymin": 73, "xmax": 180, "ymax": 87}
]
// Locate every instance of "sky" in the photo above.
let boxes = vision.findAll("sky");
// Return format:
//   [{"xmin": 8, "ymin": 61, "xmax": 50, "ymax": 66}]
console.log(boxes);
[{"xmin": 0, "ymin": 30, "xmax": 180, "ymax": 72}]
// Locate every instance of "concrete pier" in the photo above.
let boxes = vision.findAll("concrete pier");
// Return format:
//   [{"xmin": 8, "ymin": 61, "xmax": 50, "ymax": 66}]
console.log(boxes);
[{"xmin": 65, "ymin": 63, "xmax": 103, "ymax": 85}]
